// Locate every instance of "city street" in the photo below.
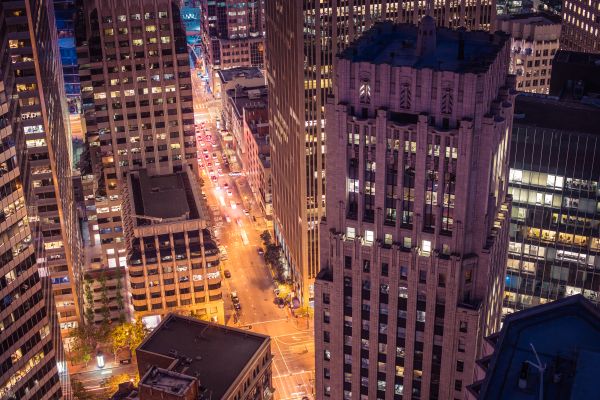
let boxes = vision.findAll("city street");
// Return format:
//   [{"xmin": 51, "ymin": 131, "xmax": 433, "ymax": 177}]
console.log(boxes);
[
  {"xmin": 192, "ymin": 64, "xmax": 316, "ymax": 400},
  {"xmin": 70, "ymin": 361, "xmax": 137, "ymax": 394}
]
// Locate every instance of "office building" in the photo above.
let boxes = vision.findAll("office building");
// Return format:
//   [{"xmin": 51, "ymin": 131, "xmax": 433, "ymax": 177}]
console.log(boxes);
[
  {"xmin": 315, "ymin": 20, "xmax": 515, "ymax": 399},
  {"xmin": 78, "ymin": 0, "xmax": 197, "ymax": 268},
  {"xmin": 0, "ymin": 40, "xmax": 68, "ymax": 400},
  {"xmin": 243, "ymin": 104, "xmax": 272, "ymax": 218},
  {"xmin": 560, "ymin": 0, "xmax": 600, "ymax": 53},
  {"xmin": 122, "ymin": 169, "xmax": 224, "ymax": 326},
  {"xmin": 504, "ymin": 53, "xmax": 600, "ymax": 312},
  {"xmin": 3, "ymin": 0, "xmax": 84, "ymax": 337},
  {"xmin": 200, "ymin": 0, "xmax": 265, "ymax": 92},
  {"xmin": 136, "ymin": 313, "xmax": 274, "ymax": 400},
  {"xmin": 266, "ymin": 0, "xmax": 497, "ymax": 306},
  {"xmin": 497, "ymin": 13, "xmax": 561, "ymax": 94},
  {"xmin": 469, "ymin": 295, "xmax": 600, "ymax": 399}
]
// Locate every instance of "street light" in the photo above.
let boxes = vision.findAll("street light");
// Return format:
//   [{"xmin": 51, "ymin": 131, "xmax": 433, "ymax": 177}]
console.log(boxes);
[{"xmin": 96, "ymin": 351, "xmax": 105, "ymax": 369}]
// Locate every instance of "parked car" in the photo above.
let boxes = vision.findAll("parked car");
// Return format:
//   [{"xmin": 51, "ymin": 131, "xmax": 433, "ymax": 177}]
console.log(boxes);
[
  {"xmin": 224, "ymin": 269, "xmax": 231, "ymax": 278},
  {"xmin": 117, "ymin": 348, "xmax": 132, "ymax": 364},
  {"xmin": 257, "ymin": 247, "xmax": 264, "ymax": 256}
]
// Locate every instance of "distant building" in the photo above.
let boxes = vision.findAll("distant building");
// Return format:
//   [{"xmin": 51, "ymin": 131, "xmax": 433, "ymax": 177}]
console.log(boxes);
[
  {"xmin": 243, "ymin": 108, "xmax": 272, "ymax": 217},
  {"xmin": 469, "ymin": 295, "xmax": 600, "ymax": 399},
  {"xmin": 497, "ymin": 13, "xmax": 561, "ymax": 94},
  {"xmin": 216, "ymin": 66, "xmax": 265, "ymax": 99},
  {"xmin": 122, "ymin": 169, "xmax": 224, "ymax": 327},
  {"xmin": 77, "ymin": 0, "xmax": 197, "ymax": 269},
  {"xmin": 504, "ymin": 54, "xmax": 600, "ymax": 313},
  {"xmin": 560, "ymin": 0, "xmax": 600, "ymax": 53},
  {"xmin": 200, "ymin": 0, "xmax": 265, "ymax": 92},
  {"xmin": 316, "ymin": 20, "xmax": 515, "ymax": 400},
  {"xmin": 136, "ymin": 313, "xmax": 274, "ymax": 400}
]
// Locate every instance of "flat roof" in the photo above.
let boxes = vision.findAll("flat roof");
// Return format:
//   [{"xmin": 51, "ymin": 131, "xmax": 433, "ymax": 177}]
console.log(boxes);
[
  {"xmin": 138, "ymin": 313, "xmax": 269, "ymax": 400},
  {"xmin": 218, "ymin": 66, "xmax": 264, "ymax": 83},
  {"xmin": 130, "ymin": 170, "xmax": 200, "ymax": 221},
  {"xmin": 339, "ymin": 20, "xmax": 509, "ymax": 73},
  {"xmin": 473, "ymin": 295, "xmax": 600, "ymax": 399},
  {"xmin": 514, "ymin": 93, "xmax": 600, "ymax": 134},
  {"xmin": 140, "ymin": 367, "xmax": 196, "ymax": 397},
  {"xmin": 497, "ymin": 12, "xmax": 561, "ymax": 24}
]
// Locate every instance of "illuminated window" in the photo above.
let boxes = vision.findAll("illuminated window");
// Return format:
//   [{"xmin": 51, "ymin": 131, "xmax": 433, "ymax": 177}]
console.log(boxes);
[{"xmin": 421, "ymin": 240, "xmax": 432, "ymax": 255}]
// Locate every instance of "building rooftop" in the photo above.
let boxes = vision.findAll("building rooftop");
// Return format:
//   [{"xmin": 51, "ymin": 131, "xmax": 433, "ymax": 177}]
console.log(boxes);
[
  {"xmin": 137, "ymin": 313, "xmax": 270, "ymax": 400},
  {"xmin": 469, "ymin": 295, "xmax": 600, "ymax": 399},
  {"xmin": 514, "ymin": 93, "xmax": 600, "ymax": 134},
  {"xmin": 139, "ymin": 366, "xmax": 197, "ymax": 398},
  {"xmin": 339, "ymin": 20, "xmax": 509, "ymax": 73},
  {"xmin": 217, "ymin": 66, "xmax": 264, "ymax": 84},
  {"xmin": 550, "ymin": 50, "xmax": 600, "ymax": 97},
  {"xmin": 497, "ymin": 12, "xmax": 561, "ymax": 24},
  {"xmin": 130, "ymin": 170, "xmax": 200, "ymax": 222},
  {"xmin": 228, "ymin": 86, "xmax": 268, "ymax": 118}
]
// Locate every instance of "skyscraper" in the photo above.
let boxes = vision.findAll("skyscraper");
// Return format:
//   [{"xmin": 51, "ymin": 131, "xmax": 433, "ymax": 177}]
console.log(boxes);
[
  {"xmin": 78, "ymin": 0, "xmax": 197, "ymax": 268},
  {"xmin": 504, "ymin": 51, "xmax": 600, "ymax": 313},
  {"xmin": 0, "ymin": 15, "xmax": 69, "ymax": 400},
  {"xmin": 3, "ymin": 0, "xmax": 84, "ymax": 338},
  {"xmin": 560, "ymin": 0, "xmax": 600, "ymax": 53},
  {"xmin": 266, "ymin": 0, "xmax": 497, "ymax": 306},
  {"xmin": 200, "ymin": 0, "xmax": 265, "ymax": 92},
  {"xmin": 315, "ymin": 20, "xmax": 515, "ymax": 399}
]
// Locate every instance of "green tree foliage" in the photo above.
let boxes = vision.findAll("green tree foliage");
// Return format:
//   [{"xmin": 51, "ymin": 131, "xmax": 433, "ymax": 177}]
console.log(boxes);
[
  {"xmin": 260, "ymin": 230, "xmax": 272, "ymax": 246},
  {"xmin": 110, "ymin": 320, "xmax": 148, "ymax": 356}
]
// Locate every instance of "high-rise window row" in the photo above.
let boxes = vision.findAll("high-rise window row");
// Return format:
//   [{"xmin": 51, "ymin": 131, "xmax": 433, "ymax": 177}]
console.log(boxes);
[
  {"xmin": 267, "ymin": 0, "xmax": 497, "ymax": 306},
  {"xmin": 315, "ymin": 20, "xmax": 515, "ymax": 399}
]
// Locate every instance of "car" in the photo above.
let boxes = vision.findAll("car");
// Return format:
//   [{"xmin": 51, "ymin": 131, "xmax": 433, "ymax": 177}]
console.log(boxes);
[
  {"xmin": 206, "ymin": 135, "xmax": 212, "ymax": 141},
  {"xmin": 257, "ymin": 247, "xmax": 264, "ymax": 256},
  {"xmin": 215, "ymin": 161, "xmax": 220, "ymax": 166},
  {"xmin": 212, "ymin": 153, "xmax": 218, "ymax": 159},
  {"xmin": 217, "ymin": 169, "xmax": 223, "ymax": 176},
  {"xmin": 243, "ymin": 209, "xmax": 250, "ymax": 216},
  {"xmin": 224, "ymin": 269, "xmax": 231, "ymax": 278},
  {"xmin": 234, "ymin": 302, "xmax": 241, "ymax": 310},
  {"xmin": 227, "ymin": 190, "xmax": 233, "ymax": 197},
  {"xmin": 207, "ymin": 162, "xmax": 212, "ymax": 167},
  {"xmin": 223, "ymin": 183, "xmax": 229, "ymax": 189},
  {"xmin": 198, "ymin": 163, "xmax": 204, "ymax": 168},
  {"xmin": 203, "ymin": 149, "xmax": 209, "ymax": 154},
  {"xmin": 117, "ymin": 348, "xmax": 132, "ymax": 364},
  {"xmin": 212, "ymin": 143, "xmax": 218, "ymax": 148},
  {"xmin": 211, "ymin": 175, "xmax": 217, "ymax": 182},
  {"xmin": 231, "ymin": 291, "xmax": 239, "ymax": 303},
  {"xmin": 204, "ymin": 154, "xmax": 209, "ymax": 159}
]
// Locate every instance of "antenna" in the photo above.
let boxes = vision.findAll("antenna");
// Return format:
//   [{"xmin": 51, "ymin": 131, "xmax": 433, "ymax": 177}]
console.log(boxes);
[{"xmin": 525, "ymin": 343, "xmax": 546, "ymax": 400}]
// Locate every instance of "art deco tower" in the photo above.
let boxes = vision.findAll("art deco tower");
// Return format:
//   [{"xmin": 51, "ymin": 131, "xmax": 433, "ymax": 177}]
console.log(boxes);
[
  {"xmin": 266, "ymin": 0, "xmax": 497, "ymax": 305},
  {"xmin": 315, "ymin": 20, "xmax": 515, "ymax": 399}
]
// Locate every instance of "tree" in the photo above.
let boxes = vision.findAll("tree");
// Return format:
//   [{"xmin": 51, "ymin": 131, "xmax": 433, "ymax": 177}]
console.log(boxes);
[
  {"xmin": 69, "ymin": 325, "xmax": 97, "ymax": 366},
  {"xmin": 115, "ymin": 270, "xmax": 125, "ymax": 322},
  {"xmin": 99, "ymin": 273, "xmax": 110, "ymax": 323},
  {"xmin": 84, "ymin": 279, "xmax": 95, "ymax": 325},
  {"xmin": 110, "ymin": 320, "xmax": 148, "ymax": 356},
  {"xmin": 260, "ymin": 230, "xmax": 272, "ymax": 246}
]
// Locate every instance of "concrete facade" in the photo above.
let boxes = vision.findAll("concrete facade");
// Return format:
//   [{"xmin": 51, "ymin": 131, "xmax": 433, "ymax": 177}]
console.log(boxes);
[
  {"xmin": 78, "ymin": 0, "xmax": 197, "ymax": 270},
  {"xmin": 122, "ymin": 169, "xmax": 224, "ymax": 324},
  {"xmin": 497, "ymin": 13, "xmax": 561, "ymax": 94},
  {"xmin": 315, "ymin": 21, "xmax": 516, "ymax": 400},
  {"xmin": 200, "ymin": 0, "xmax": 265, "ymax": 93}
]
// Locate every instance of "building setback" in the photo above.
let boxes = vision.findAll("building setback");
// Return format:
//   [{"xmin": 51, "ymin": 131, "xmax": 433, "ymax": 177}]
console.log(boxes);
[
  {"xmin": 78, "ymin": 0, "xmax": 197, "ymax": 269},
  {"xmin": 122, "ymin": 169, "xmax": 224, "ymax": 325},
  {"xmin": 315, "ymin": 20, "xmax": 515, "ymax": 400},
  {"xmin": 3, "ymin": 0, "xmax": 84, "ymax": 338},
  {"xmin": 266, "ymin": 0, "xmax": 497, "ymax": 306}
]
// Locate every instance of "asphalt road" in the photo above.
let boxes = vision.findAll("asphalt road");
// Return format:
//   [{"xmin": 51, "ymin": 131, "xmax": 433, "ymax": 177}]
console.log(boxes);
[{"xmin": 192, "ymin": 67, "xmax": 316, "ymax": 400}]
